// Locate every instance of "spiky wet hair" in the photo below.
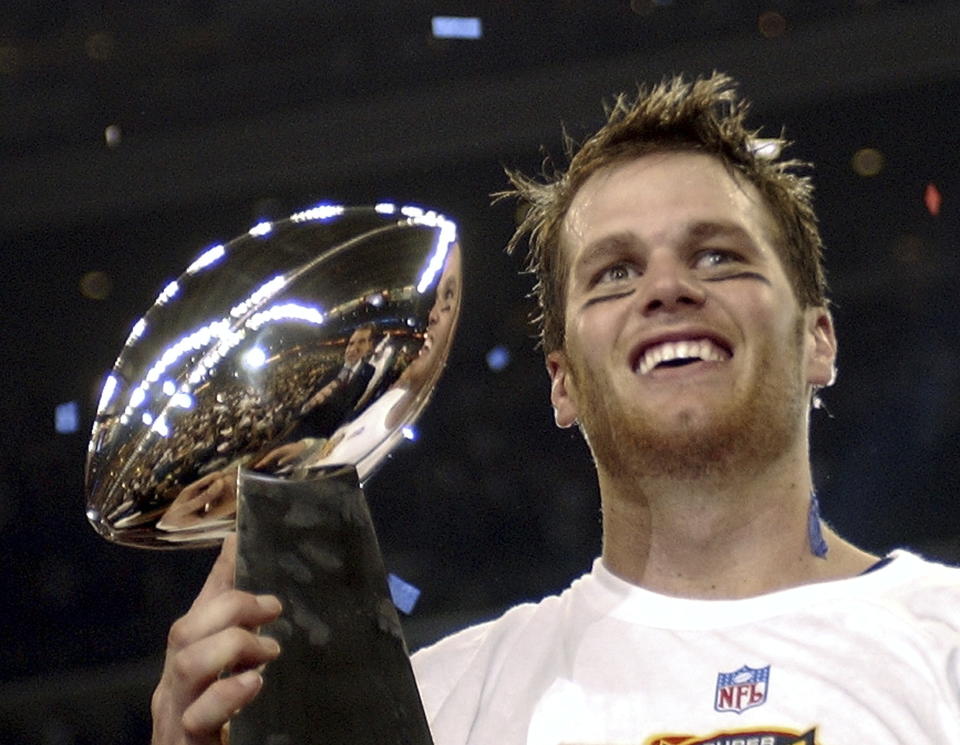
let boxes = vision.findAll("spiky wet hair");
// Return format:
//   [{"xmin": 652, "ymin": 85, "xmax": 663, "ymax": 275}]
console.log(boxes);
[{"xmin": 499, "ymin": 72, "xmax": 827, "ymax": 353}]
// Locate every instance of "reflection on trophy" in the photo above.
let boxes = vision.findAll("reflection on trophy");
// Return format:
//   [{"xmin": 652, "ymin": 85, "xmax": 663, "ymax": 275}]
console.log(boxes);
[{"xmin": 85, "ymin": 204, "xmax": 461, "ymax": 744}]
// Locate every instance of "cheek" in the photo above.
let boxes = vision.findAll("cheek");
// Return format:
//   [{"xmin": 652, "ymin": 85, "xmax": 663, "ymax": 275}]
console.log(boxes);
[
  {"xmin": 571, "ymin": 301, "xmax": 629, "ymax": 358},
  {"xmin": 432, "ymin": 311, "xmax": 455, "ymax": 343},
  {"xmin": 726, "ymin": 284, "xmax": 797, "ymax": 340}
]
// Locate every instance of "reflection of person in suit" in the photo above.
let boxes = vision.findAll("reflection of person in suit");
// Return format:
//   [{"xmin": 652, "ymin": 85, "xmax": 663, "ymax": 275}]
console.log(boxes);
[
  {"xmin": 295, "ymin": 323, "xmax": 377, "ymax": 438},
  {"xmin": 253, "ymin": 323, "xmax": 379, "ymax": 471},
  {"xmin": 350, "ymin": 332, "xmax": 401, "ymax": 416}
]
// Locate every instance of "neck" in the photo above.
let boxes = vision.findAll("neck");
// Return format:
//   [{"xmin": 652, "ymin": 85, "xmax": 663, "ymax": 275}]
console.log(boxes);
[{"xmin": 598, "ymin": 446, "xmax": 876, "ymax": 599}]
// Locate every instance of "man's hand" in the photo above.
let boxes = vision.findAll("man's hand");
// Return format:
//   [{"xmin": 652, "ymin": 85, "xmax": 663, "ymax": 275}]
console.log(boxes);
[
  {"xmin": 253, "ymin": 441, "xmax": 309, "ymax": 471},
  {"xmin": 151, "ymin": 534, "xmax": 283, "ymax": 745},
  {"xmin": 300, "ymin": 381, "xmax": 340, "ymax": 414},
  {"xmin": 158, "ymin": 470, "xmax": 238, "ymax": 532}
]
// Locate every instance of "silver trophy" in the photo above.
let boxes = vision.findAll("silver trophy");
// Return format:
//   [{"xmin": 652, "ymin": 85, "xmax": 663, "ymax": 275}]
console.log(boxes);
[{"xmin": 85, "ymin": 203, "xmax": 462, "ymax": 744}]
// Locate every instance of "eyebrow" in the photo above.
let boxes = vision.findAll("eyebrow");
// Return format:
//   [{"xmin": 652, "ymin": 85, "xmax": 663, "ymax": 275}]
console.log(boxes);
[
  {"xmin": 684, "ymin": 220, "xmax": 755, "ymax": 244},
  {"xmin": 572, "ymin": 232, "xmax": 636, "ymax": 274},
  {"xmin": 576, "ymin": 221, "xmax": 757, "ymax": 267}
]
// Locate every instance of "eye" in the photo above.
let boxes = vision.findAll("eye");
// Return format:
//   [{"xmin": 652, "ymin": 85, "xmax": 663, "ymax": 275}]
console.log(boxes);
[
  {"xmin": 693, "ymin": 249, "xmax": 741, "ymax": 270},
  {"xmin": 594, "ymin": 262, "xmax": 638, "ymax": 285}
]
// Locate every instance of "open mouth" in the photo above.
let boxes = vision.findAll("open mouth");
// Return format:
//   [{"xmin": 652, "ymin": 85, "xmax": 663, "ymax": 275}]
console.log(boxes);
[
  {"xmin": 418, "ymin": 335, "xmax": 433, "ymax": 357},
  {"xmin": 634, "ymin": 338, "xmax": 731, "ymax": 376}
]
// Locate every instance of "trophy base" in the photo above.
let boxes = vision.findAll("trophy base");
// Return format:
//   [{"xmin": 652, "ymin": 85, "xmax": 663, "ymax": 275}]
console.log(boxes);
[{"xmin": 231, "ymin": 466, "xmax": 433, "ymax": 745}]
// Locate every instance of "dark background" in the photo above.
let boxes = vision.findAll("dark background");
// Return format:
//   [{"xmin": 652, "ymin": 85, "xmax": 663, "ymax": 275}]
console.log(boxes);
[{"xmin": 2, "ymin": 2, "xmax": 959, "ymax": 743}]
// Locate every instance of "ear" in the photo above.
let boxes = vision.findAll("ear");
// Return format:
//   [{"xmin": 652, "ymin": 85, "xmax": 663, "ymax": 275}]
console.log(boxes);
[
  {"xmin": 546, "ymin": 350, "xmax": 579, "ymax": 429},
  {"xmin": 804, "ymin": 306, "xmax": 837, "ymax": 388}
]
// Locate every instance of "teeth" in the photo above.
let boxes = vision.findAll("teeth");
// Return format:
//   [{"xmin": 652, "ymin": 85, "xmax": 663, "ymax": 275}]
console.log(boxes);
[{"xmin": 636, "ymin": 338, "xmax": 729, "ymax": 376}]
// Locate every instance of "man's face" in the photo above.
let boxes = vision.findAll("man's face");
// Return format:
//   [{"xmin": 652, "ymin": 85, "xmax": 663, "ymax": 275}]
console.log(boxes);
[
  {"xmin": 548, "ymin": 151, "xmax": 836, "ymax": 478},
  {"xmin": 344, "ymin": 328, "xmax": 374, "ymax": 365},
  {"xmin": 400, "ymin": 244, "xmax": 462, "ymax": 390}
]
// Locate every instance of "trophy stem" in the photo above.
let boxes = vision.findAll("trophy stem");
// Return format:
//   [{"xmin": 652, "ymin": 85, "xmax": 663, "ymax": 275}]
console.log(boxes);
[{"xmin": 231, "ymin": 467, "xmax": 433, "ymax": 745}]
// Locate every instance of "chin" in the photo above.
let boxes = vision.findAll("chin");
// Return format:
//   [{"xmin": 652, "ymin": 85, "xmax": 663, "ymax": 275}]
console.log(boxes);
[{"xmin": 584, "ymin": 395, "xmax": 795, "ymax": 480}]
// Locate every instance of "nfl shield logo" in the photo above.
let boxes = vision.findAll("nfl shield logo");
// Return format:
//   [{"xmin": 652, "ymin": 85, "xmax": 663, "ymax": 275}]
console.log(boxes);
[{"xmin": 714, "ymin": 664, "xmax": 770, "ymax": 714}]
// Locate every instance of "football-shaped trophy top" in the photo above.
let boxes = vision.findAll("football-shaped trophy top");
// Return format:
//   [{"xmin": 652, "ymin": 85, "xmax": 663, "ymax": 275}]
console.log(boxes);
[{"xmin": 85, "ymin": 204, "xmax": 461, "ymax": 549}]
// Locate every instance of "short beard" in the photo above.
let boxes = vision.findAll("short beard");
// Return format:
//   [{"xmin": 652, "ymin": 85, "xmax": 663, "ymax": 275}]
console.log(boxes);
[{"xmin": 569, "ymin": 322, "xmax": 807, "ymax": 483}]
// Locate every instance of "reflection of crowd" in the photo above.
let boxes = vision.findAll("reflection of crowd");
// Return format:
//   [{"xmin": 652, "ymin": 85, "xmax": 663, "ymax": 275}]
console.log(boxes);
[
  {"xmin": 154, "ymin": 334, "xmax": 415, "ymax": 532},
  {"xmin": 109, "ymin": 345, "xmax": 344, "ymax": 528},
  {"xmin": 151, "ymin": 247, "xmax": 461, "ymax": 534},
  {"xmin": 104, "ymin": 245, "xmax": 461, "ymax": 539},
  {"xmin": 148, "ymin": 322, "xmax": 431, "ymax": 533}
]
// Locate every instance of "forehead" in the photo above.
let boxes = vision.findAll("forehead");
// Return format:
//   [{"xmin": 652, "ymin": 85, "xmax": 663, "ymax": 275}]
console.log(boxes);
[
  {"xmin": 560, "ymin": 151, "xmax": 778, "ymax": 265},
  {"xmin": 441, "ymin": 244, "xmax": 462, "ymax": 281}
]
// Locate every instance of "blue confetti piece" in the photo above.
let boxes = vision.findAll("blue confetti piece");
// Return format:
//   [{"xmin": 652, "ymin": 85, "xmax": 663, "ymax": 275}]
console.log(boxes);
[
  {"xmin": 387, "ymin": 573, "xmax": 421, "ymax": 615},
  {"xmin": 55, "ymin": 401, "xmax": 79, "ymax": 434},
  {"xmin": 431, "ymin": 16, "xmax": 483, "ymax": 39},
  {"xmin": 485, "ymin": 345, "xmax": 510, "ymax": 372}
]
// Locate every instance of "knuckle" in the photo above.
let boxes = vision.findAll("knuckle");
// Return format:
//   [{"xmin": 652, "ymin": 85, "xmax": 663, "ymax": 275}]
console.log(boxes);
[
  {"xmin": 180, "ymin": 707, "xmax": 202, "ymax": 735},
  {"xmin": 217, "ymin": 589, "xmax": 248, "ymax": 619},
  {"xmin": 224, "ymin": 625, "xmax": 253, "ymax": 651},
  {"xmin": 149, "ymin": 685, "xmax": 167, "ymax": 719},
  {"xmin": 170, "ymin": 648, "xmax": 198, "ymax": 682},
  {"xmin": 167, "ymin": 617, "xmax": 191, "ymax": 650}
]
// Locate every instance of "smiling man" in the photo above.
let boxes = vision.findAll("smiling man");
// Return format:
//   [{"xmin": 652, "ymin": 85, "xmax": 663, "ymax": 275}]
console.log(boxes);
[
  {"xmin": 544, "ymin": 150, "xmax": 867, "ymax": 598},
  {"xmin": 413, "ymin": 74, "xmax": 960, "ymax": 743},
  {"xmin": 151, "ymin": 74, "xmax": 960, "ymax": 745}
]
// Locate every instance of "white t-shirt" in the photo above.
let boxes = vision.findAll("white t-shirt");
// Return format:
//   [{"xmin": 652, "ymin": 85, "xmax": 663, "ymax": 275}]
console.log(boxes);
[{"xmin": 412, "ymin": 550, "xmax": 960, "ymax": 744}]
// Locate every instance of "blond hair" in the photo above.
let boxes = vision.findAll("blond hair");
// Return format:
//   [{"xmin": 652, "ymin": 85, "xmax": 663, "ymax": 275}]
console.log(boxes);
[{"xmin": 500, "ymin": 72, "xmax": 827, "ymax": 353}]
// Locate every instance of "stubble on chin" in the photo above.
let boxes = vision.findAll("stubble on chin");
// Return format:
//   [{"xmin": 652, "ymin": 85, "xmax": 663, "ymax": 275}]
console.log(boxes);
[{"xmin": 568, "ymin": 342, "xmax": 805, "ymax": 484}]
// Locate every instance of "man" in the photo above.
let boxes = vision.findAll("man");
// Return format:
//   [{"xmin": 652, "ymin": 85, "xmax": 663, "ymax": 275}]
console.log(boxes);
[
  {"xmin": 299, "ymin": 323, "xmax": 378, "ymax": 428},
  {"xmin": 151, "ymin": 74, "xmax": 960, "ymax": 744}
]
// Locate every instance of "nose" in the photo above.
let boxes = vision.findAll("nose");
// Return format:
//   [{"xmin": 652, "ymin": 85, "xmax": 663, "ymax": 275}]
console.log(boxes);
[
  {"xmin": 639, "ymin": 254, "xmax": 706, "ymax": 315},
  {"xmin": 427, "ymin": 302, "xmax": 440, "ymax": 328}
]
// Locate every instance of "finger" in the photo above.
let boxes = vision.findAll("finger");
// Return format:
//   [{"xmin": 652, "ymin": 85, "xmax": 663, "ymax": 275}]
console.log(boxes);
[
  {"xmin": 203, "ymin": 477, "xmax": 225, "ymax": 503},
  {"xmin": 253, "ymin": 452, "xmax": 277, "ymax": 470},
  {"xmin": 170, "ymin": 590, "xmax": 282, "ymax": 654},
  {"xmin": 186, "ymin": 471, "xmax": 222, "ymax": 496},
  {"xmin": 158, "ymin": 613, "xmax": 281, "ymax": 743},
  {"xmin": 200, "ymin": 470, "xmax": 223, "ymax": 486},
  {"xmin": 181, "ymin": 669, "xmax": 264, "ymax": 740},
  {"xmin": 192, "ymin": 534, "xmax": 239, "ymax": 607},
  {"xmin": 171, "ymin": 627, "xmax": 280, "ymax": 697}
]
